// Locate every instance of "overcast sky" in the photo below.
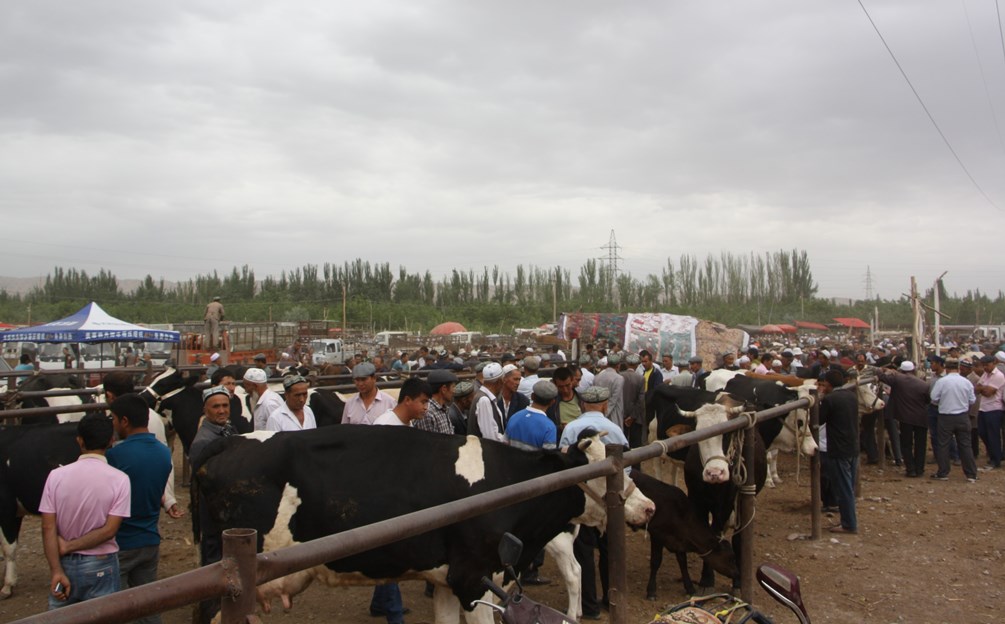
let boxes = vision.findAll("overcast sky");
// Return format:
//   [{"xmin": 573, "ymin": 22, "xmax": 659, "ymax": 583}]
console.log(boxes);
[{"xmin": 2, "ymin": 1, "xmax": 1004, "ymax": 300}]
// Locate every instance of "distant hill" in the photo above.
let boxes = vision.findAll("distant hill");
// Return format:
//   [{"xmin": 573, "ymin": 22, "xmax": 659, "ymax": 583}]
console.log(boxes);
[{"xmin": 0, "ymin": 276, "xmax": 175, "ymax": 297}]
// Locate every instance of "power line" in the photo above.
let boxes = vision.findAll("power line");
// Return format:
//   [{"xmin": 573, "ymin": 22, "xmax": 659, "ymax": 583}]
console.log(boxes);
[
  {"xmin": 960, "ymin": 0, "xmax": 1005, "ymax": 159},
  {"xmin": 857, "ymin": 0, "xmax": 1002, "ymax": 211},
  {"xmin": 864, "ymin": 266, "xmax": 875, "ymax": 300},
  {"xmin": 997, "ymin": 0, "xmax": 1005, "ymax": 72}
]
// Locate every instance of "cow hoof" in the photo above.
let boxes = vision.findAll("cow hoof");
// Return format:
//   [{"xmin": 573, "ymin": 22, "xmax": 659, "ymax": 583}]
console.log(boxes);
[{"xmin": 0, "ymin": 587, "xmax": 12, "ymax": 600}]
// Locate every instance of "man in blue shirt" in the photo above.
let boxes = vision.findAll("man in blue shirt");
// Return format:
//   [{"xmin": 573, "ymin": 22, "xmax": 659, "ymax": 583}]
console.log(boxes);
[
  {"xmin": 107, "ymin": 393, "xmax": 173, "ymax": 624},
  {"xmin": 14, "ymin": 354, "xmax": 34, "ymax": 385},
  {"xmin": 930, "ymin": 359, "xmax": 978, "ymax": 482},
  {"xmin": 506, "ymin": 380, "xmax": 559, "ymax": 450}
]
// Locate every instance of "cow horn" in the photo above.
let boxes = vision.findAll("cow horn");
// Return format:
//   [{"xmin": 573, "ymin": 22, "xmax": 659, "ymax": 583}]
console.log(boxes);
[
  {"xmin": 679, "ymin": 409, "xmax": 697, "ymax": 418},
  {"xmin": 728, "ymin": 405, "xmax": 744, "ymax": 414}
]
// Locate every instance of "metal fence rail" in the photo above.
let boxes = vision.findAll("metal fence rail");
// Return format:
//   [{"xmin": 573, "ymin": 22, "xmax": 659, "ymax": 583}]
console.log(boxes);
[{"xmin": 9, "ymin": 387, "xmax": 825, "ymax": 624}]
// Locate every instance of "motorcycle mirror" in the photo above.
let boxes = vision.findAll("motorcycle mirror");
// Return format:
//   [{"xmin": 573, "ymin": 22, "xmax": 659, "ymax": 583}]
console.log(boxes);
[
  {"xmin": 756, "ymin": 563, "xmax": 810, "ymax": 624},
  {"xmin": 498, "ymin": 533, "xmax": 524, "ymax": 568}
]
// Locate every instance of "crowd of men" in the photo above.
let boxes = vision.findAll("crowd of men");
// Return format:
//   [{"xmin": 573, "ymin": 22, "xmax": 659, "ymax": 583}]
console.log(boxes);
[{"xmin": 39, "ymin": 331, "xmax": 1005, "ymax": 622}]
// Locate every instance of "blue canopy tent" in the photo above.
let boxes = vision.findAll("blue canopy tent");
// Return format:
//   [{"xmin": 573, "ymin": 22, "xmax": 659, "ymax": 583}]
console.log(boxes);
[{"xmin": 0, "ymin": 302, "xmax": 180, "ymax": 344}]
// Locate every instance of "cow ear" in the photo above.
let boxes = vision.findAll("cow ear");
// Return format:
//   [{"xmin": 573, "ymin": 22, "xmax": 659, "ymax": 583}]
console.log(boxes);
[{"xmin": 576, "ymin": 437, "xmax": 592, "ymax": 453}]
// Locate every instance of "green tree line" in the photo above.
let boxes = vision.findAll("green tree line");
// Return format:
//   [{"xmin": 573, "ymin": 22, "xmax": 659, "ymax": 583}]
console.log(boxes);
[{"xmin": 2, "ymin": 252, "xmax": 1003, "ymax": 335}]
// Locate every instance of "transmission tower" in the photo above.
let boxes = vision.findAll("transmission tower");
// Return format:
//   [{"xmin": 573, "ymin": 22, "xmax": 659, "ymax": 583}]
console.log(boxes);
[
  {"xmin": 864, "ymin": 266, "xmax": 874, "ymax": 300},
  {"xmin": 599, "ymin": 230, "xmax": 623, "ymax": 305}
]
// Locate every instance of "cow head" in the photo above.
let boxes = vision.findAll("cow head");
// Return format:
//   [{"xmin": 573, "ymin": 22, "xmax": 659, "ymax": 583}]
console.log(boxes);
[
  {"xmin": 571, "ymin": 431, "xmax": 655, "ymax": 531},
  {"xmin": 141, "ymin": 367, "xmax": 192, "ymax": 410},
  {"xmin": 791, "ymin": 385, "xmax": 819, "ymax": 456},
  {"xmin": 678, "ymin": 402, "xmax": 744, "ymax": 484}
]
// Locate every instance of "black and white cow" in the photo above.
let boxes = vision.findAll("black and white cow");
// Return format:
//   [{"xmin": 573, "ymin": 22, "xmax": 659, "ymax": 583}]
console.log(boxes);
[
  {"xmin": 709, "ymin": 371, "xmax": 817, "ymax": 487},
  {"xmin": 683, "ymin": 422, "xmax": 767, "ymax": 590},
  {"xmin": 194, "ymin": 426, "xmax": 655, "ymax": 623},
  {"xmin": 9, "ymin": 374, "xmax": 91, "ymax": 424},
  {"xmin": 648, "ymin": 385, "xmax": 745, "ymax": 484},
  {"xmin": 0, "ymin": 422, "xmax": 81, "ymax": 599}
]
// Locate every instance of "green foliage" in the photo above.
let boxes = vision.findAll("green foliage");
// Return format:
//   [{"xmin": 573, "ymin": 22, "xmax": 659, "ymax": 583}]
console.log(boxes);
[{"xmin": 2, "ymin": 255, "xmax": 1003, "ymax": 335}]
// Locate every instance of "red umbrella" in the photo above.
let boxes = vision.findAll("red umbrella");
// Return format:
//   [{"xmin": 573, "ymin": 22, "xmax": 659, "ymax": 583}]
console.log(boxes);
[
  {"xmin": 833, "ymin": 317, "xmax": 870, "ymax": 329},
  {"xmin": 777, "ymin": 324, "xmax": 798, "ymax": 334},
  {"xmin": 795, "ymin": 321, "xmax": 829, "ymax": 331},
  {"xmin": 430, "ymin": 321, "xmax": 467, "ymax": 335},
  {"xmin": 760, "ymin": 324, "xmax": 784, "ymax": 334}
]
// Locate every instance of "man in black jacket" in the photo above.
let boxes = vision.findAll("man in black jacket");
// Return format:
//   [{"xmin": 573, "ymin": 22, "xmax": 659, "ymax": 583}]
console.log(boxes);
[{"xmin": 819, "ymin": 369, "xmax": 859, "ymax": 534}]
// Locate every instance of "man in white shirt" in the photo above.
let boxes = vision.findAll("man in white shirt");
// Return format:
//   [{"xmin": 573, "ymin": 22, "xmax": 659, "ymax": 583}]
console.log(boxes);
[
  {"xmin": 242, "ymin": 368, "xmax": 284, "ymax": 431},
  {"xmin": 266, "ymin": 376, "xmax": 317, "ymax": 432},
  {"xmin": 374, "ymin": 378, "xmax": 432, "ymax": 426}
]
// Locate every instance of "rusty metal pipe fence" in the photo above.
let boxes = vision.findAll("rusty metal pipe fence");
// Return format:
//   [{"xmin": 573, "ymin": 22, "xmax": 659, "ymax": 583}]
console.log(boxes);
[{"xmin": 9, "ymin": 381, "xmax": 848, "ymax": 624}]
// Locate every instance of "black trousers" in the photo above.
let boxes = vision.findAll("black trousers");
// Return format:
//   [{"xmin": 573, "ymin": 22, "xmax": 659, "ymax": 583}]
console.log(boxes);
[
  {"xmin": 573, "ymin": 527, "xmax": 608, "ymax": 615},
  {"xmin": 900, "ymin": 422, "xmax": 928, "ymax": 477}
]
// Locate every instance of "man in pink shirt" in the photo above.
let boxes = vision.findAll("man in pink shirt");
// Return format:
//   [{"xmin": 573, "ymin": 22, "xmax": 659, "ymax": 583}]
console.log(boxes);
[
  {"xmin": 40, "ymin": 414, "xmax": 131, "ymax": 609},
  {"xmin": 975, "ymin": 354, "xmax": 1005, "ymax": 470}
]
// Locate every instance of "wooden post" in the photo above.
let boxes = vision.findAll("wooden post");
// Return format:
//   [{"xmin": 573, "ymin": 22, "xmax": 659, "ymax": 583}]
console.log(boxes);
[
  {"xmin": 739, "ymin": 421, "xmax": 757, "ymax": 602},
  {"xmin": 605, "ymin": 444, "xmax": 627, "ymax": 624},
  {"xmin": 910, "ymin": 276, "xmax": 921, "ymax": 367},
  {"xmin": 220, "ymin": 528, "xmax": 258, "ymax": 624},
  {"xmin": 810, "ymin": 389, "xmax": 822, "ymax": 540}
]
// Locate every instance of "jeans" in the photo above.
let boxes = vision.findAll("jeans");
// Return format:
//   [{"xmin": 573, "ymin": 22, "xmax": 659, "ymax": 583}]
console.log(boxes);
[
  {"xmin": 935, "ymin": 413, "xmax": 977, "ymax": 479},
  {"xmin": 118, "ymin": 546, "xmax": 161, "ymax": 624},
  {"xmin": 49, "ymin": 553, "xmax": 120, "ymax": 610},
  {"xmin": 900, "ymin": 422, "xmax": 928, "ymax": 477},
  {"xmin": 369, "ymin": 583, "xmax": 404, "ymax": 624},
  {"xmin": 978, "ymin": 410, "xmax": 1004, "ymax": 467},
  {"xmin": 825, "ymin": 456, "xmax": 858, "ymax": 531}
]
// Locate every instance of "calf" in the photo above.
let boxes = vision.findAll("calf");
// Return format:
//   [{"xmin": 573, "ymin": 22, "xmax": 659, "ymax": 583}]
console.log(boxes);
[{"xmin": 630, "ymin": 469, "xmax": 737, "ymax": 598}]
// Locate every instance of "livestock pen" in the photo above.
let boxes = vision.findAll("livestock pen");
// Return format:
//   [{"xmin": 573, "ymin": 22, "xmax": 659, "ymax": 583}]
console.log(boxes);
[{"xmin": 5, "ymin": 379, "xmax": 829, "ymax": 624}]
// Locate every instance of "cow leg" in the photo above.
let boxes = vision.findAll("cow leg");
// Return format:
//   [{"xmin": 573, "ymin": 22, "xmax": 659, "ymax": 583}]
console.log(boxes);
[
  {"xmin": 645, "ymin": 538, "xmax": 663, "ymax": 600},
  {"xmin": 461, "ymin": 588, "xmax": 498, "ymax": 624},
  {"xmin": 0, "ymin": 529, "xmax": 16, "ymax": 599},
  {"xmin": 0, "ymin": 489, "xmax": 20, "ymax": 600},
  {"xmin": 545, "ymin": 530, "xmax": 581, "ymax": 619},
  {"xmin": 765, "ymin": 448, "xmax": 780, "ymax": 487},
  {"xmin": 432, "ymin": 583, "xmax": 463, "ymax": 624},
  {"xmin": 675, "ymin": 551, "xmax": 697, "ymax": 596}
]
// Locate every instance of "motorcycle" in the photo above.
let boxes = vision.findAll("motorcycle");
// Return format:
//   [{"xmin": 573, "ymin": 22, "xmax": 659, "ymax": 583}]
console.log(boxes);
[
  {"xmin": 477, "ymin": 533, "xmax": 810, "ymax": 624},
  {"xmin": 473, "ymin": 533, "xmax": 578, "ymax": 624}
]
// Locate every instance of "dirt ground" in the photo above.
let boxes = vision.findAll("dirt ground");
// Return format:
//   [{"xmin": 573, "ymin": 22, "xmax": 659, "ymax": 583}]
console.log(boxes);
[{"xmin": 4, "ymin": 447, "xmax": 1005, "ymax": 624}]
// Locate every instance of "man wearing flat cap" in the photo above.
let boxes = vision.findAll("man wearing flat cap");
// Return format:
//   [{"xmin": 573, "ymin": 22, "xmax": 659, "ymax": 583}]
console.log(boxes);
[
  {"xmin": 559, "ymin": 384, "xmax": 630, "ymax": 619},
  {"xmin": 593, "ymin": 353, "xmax": 625, "ymax": 428},
  {"xmin": 415, "ymin": 369, "xmax": 458, "ymax": 434},
  {"xmin": 447, "ymin": 381, "xmax": 476, "ymax": 435},
  {"xmin": 242, "ymin": 368, "xmax": 284, "ymax": 431},
  {"xmin": 343, "ymin": 362, "xmax": 398, "ymax": 426},
  {"xmin": 506, "ymin": 380, "xmax": 559, "ymax": 451},
  {"xmin": 266, "ymin": 376, "xmax": 316, "ymax": 432}
]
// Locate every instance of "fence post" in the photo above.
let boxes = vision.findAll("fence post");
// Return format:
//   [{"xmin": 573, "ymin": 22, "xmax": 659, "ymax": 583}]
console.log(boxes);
[
  {"xmin": 809, "ymin": 389, "xmax": 822, "ymax": 540},
  {"xmin": 604, "ymin": 444, "xmax": 627, "ymax": 624},
  {"xmin": 221, "ymin": 528, "xmax": 258, "ymax": 624},
  {"xmin": 739, "ymin": 419, "xmax": 757, "ymax": 602}
]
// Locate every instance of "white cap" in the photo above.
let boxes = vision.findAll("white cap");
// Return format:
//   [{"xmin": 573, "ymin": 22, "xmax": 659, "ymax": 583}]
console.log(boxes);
[
  {"xmin": 830, "ymin": 349, "xmax": 839, "ymax": 358},
  {"xmin": 281, "ymin": 352, "xmax": 290, "ymax": 359},
  {"xmin": 899, "ymin": 360, "xmax": 916, "ymax": 372},
  {"xmin": 791, "ymin": 347, "xmax": 803, "ymax": 356},
  {"xmin": 243, "ymin": 368, "xmax": 267, "ymax": 383},
  {"xmin": 772, "ymin": 359, "xmax": 783, "ymax": 367},
  {"xmin": 996, "ymin": 352, "xmax": 1005, "ymax": 363},
  {"xmin": 598, "ymin": 356, "xmax": 608, "ymax": 367},
  {"xmin": 501, "ymin": 363, "xmax": 519, "ymax": 376},
  {"xmin": 738, "ymin": 355, "xmax": 750, "ymax": 364},
  {"xmin": 209, "ymin": 353, "xmax": 220, "ymax": 362},
  {"xmin": 482, "ymin": 362, "xmax": 504, "ymax": 382}
]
